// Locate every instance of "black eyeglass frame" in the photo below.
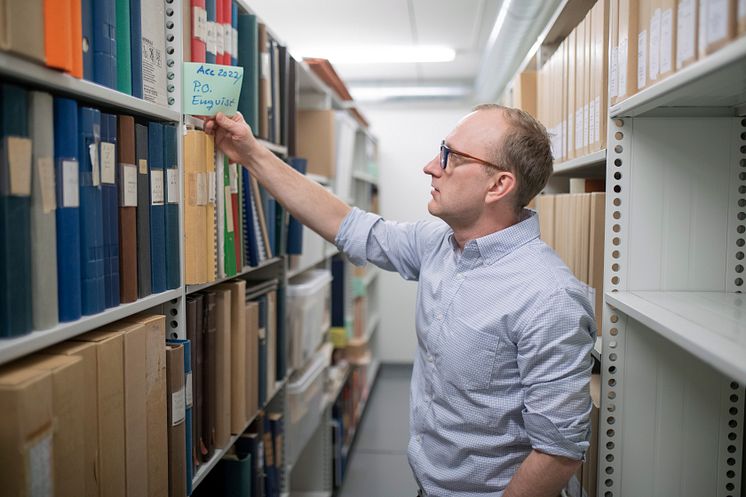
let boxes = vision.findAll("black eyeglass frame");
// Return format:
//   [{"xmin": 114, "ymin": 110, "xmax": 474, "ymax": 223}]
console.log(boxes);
[{"xmin": 439, "ymin": 140, "xmax": 504, "ymax": 171}]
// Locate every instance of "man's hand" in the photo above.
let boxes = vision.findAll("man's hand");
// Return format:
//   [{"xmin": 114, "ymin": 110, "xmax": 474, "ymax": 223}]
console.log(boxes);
[
  {"xmin": 503, "ymin": 450, "xmax": 582, "ymax": 497},
  {"xmin": 203, "ymin": 111, "xmax": 258, "ymax": 165}
]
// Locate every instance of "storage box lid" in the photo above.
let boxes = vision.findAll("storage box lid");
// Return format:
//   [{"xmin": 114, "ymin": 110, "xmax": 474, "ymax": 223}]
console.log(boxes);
[
  {"xmin": 287, "ymin": 269, "xmax": 333, "ymax": 297},
  {"xmin": 287, "ymin": 349, "xmax": 329, "ymax": 393}
]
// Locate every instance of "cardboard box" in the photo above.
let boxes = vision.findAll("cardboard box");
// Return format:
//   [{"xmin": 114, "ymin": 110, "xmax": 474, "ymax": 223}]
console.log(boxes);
[
  {"xmin": 677, "ymin": 0, "xmax": 699, "ymax": 68},
  {"xmin": 0, "ymin": 365, "xmax": 53, "ymax": 497},
  {"xmin": 74, "ymin": 330, "xmax": 126, "ymax": 497},
  {"xmin": 296, "ymin": 110, "xmax": 336, "ymax": 178},
  {"xmin": 638, "ymin": 0, "xmax": 652, "ymax": 91},
  {"xmin": 514, "ymin": 70, "xmax": 537, "ymax": 118},
  {"xmin": 567, "ymin": 30, "xmax": 577, "ymax": 160},
  {"xmin": 648, "ymin": 0, "xmax": 663, "ymax": 84},
  {"xmin": 584, "ymin": 13, "xmax": 593, "ymax": 154},
  {"xmin": 705, "ymin": 0, "xmax": 738, "ymax": 54},
  {"xmin": 658, "ymin": 0, "xmax": 678, "ymax": 79},
  {"xmin": 592, "ymin": 0, "xmax": 610, "ymax": 149},
  {"xmin": 618, "ymin": 0, "xmax": 640, "ymax": 99},
  {"xmin": 575, "ymin": 20, "xmax": 586, "ymax": 158},
  {"xmin": 214, "ymin": 287, "xmax": 233, "ymax": 449},
  {"xmin": 121, "ymin": 323, "xmax": 149, "ymax": 497},
  {"xmin": 19, "ymin": 354, "xmax": 86, "ymax": 497},
  {"xmin": 610, "ymin": 0, "xmax": 621, "ymax": 103}
]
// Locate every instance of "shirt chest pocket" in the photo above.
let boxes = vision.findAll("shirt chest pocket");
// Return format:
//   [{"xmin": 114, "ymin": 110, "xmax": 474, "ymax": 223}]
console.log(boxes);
[{"xmin": 436, "ymin": 321, "xmax": 500, "ymax": 391}]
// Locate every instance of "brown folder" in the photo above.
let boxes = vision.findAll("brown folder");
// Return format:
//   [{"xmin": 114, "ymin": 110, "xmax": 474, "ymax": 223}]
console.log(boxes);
[
  {"xmin": 214, "ymin": 287, "xmax": 232, "ymax": 448},
  {"xmin": 117, "ymin": 115, "xmax": 138, "ymax": 303},
  {"xmin": 185, "ymin": 296, "xmax": 200, "ymax": 472},
  {"xmin": 0, "ymin": 0, "xmax": 44, "ymax": 63},
  {"xmin": 203, "ymin": 291, "xmax": 217, "ymax": 459},
  {"xmin": 245, "ymin": 300, "xmax": 260, "ymax": 418},
  {"xmin": 184, "ymin": 130, "xmax": 207, "ymax": 284},
  {"xmin": 166, "ymin": 343, "xmax": 186, "ymax": 497}
]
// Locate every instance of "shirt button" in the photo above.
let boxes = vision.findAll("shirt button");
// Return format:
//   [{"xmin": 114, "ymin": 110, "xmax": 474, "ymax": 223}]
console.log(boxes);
[
  {"xmin": 436, "ymin": 313, "xmax": 444, "ymax": 320},
  {"xmin": 417, "ymin": 435, "xmax": 423, "ymax": 443},
  {"xmin": 427, "ymin": 354, "xmax": 433, "ymax": 362},
  {"xmin": 457, "ymin": 273, "xmax": 464, "ymax": 279}
]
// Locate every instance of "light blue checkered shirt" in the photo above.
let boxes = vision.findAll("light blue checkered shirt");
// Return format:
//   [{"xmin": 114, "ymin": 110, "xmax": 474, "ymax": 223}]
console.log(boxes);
[{"xmin": 335, "ymin": 208, "xmax": 595, "ymax": 496}]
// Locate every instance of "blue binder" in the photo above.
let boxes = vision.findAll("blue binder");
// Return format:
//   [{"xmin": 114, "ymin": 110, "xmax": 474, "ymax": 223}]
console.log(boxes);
[
  {"xmin": 82, "ymin": 0, "xmax": 94, "ymax": 81},
  {"xmin": 148, "ymin": 122, "xmax": 167, "ymax": 294},
  {"xmin": 78, "ymin": 106, "xmax": 105, "ymax": 315},
  {"xmin": 0, "ymin": 84, "xmax": 32, "ymax": 336},
  {"xmin": 206, "ymin": 0, "xmax": 216, "ymax": 64},
  {"xmin": 164, "ymin": 123, "xmax": 180, "ymax": 290},
  {"xmin": 241, "ymin": 168, "xmax": 259, "ymax": 267},
  {"xmin": 286, "ymin": 157, "xmax": 306, "ymax": 255},
  {"xmin": 53, "ymin": 98, "xmax": 82, "ymax": 323},
  {"xmin": 129, "ymin": 0, "xmax": 143, "ymax": 98},
  {"xmin": 167, "ymin": 338, "xmax": 193, "ymax": 495},
  {"xmin": 93, "ymin": 0, "xmax": 117, "ymax": 88},
  {"xmin": 231, "ymin": 2, "xmax": 238, "ymax": 66},
  {"xmin": 100, "ymin": 113, "xmax": 120, "ymax": 308}
]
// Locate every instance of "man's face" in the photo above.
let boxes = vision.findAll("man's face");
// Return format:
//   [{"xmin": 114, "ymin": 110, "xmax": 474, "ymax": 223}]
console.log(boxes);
[{"xmin": 423, "ymin": 110, "xmax": 508, "ymax": 227}]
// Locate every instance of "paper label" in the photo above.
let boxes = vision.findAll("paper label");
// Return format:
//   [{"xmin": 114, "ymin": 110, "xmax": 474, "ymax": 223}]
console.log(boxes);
[
  {"xmin": 575, "ymin": 108, "xmax": 583, "ymax": 151},
  {"xmin": 637, "ymin": 31, "xmax": 647, "ymax": 90},
  {"xmin": 206, "ymin": 21, "xmax": 217, "ymax": 55},
  {"xmin": 100, "ymin": 142, "xmax": 116, "ymax": 184},
  {"xmin": 208, "ymin": 171, "xmax": 216, "ymax": 204},
  {"xmin": 223, "ymin": 25, "xmax": 232, "ymax": 58},
  {"xmin": 183, "ymin": 62, "xmax": 244, "ymax": 116},
  {"xmin": 150, "ymin": 170, "xmax": 164, "ymax": 205},
  {"xmin": 171, "ymin": 387, "xmax": 185, "ymax": 426},
  {"xmin": 650, "ymin": 9, "xmax": 661, "ymax": 81},
  {"xmin": 195, "ymin": 173, "xmax": 207, "ymax": 206},
  {"xmin": 62, "ymin": 160, "xmax": 79, "ymax": 208},
  {"xmin": 594, "ymin": 97, "xmax": 601, "ymax": 144},
  {"xmin": 589, "ymin": 104, "xmax": 596, "ymax": 147},
  {"xmin": 167, "ymin": 169, "xmax": 179, "ymax": 204},
  {"xmin": 225, "ymin": 186, "xmax": 234, "ymax": 232},
  {"xmin": 185, "ymin": 372, "xmax": 193, "ymax": 407},
  {"xmin": 677, "ymin": 0, "xmax": 695, "ymax": 67},
  {"xmin": 618, "ymin": 37, "xmax": 628, "ymax": 97},
  {"xmin": 193, "ymin": 6, "xmax": 207, "ymax": 41},
  {"xmin": 583, "ymin": 104, "xmax": 589, "ymax": 148},
  {"xmin": 120, "ymin": 164, "xmax": 137, "ymax": 207},
  {"xmin": 216, "ymin": 21, "xmax": 224, "ymax": 56},
  {"xmin": 88, "ymin": 143, "xmax": 100, "ymax": 186},
  {"xmin": 229, "ymin": 163, "xmax": 238, "ymax": 193},
  {"xmin": 139, "ymin": 158, "xmax": 148, "ymax": 175},
  {"xmin": 232, "ymin": 28, "xmax": 238, "ymax": 60},
  {"xmin": 610, "ymin": 46, "xmax": 618, "ymax": 98},
  {"xmin": 708, "ymin": 0, "xmax": 730, "ymax": 44},
  {"xmin": 27, "ymin": 431, "xmax": 53, "ymax": 497},
  {"xmin": 37, "ymin": 158, "xmax": 56, "ymax": 213},
  {"xmin": 660, "ymin": 9, "xmax": 674, "ymax": 73},
  {"xmin": 6, "ymin": 136, "xmax": 32, "ymax": 196},
  {"xmin": 261, "ymin": 52, "xmax": 270, "ymax": 79}
]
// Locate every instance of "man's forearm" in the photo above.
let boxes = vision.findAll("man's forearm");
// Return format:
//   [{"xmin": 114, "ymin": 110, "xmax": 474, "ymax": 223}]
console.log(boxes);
[{"xmin": 503, "ymin": 450, "xmax": 581, "ymax": 497}]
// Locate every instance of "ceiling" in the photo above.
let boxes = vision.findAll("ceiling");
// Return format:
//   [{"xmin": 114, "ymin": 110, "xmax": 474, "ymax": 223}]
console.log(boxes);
[{"xmin": 245, "ymin": 0, "xmax": 504, "ymax": 97}]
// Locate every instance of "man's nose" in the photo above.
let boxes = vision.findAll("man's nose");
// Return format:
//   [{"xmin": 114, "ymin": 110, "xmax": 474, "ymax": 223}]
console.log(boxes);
[{"xmin": 423, "ymin": 155, "xmax": 441, "ymax": 176}]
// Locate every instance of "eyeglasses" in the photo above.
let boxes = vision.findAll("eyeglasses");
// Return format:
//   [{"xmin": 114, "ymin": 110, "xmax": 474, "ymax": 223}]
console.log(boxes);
[{"xmin": 439, "ymin": 140, "xmax": 503, "ymax": 170}]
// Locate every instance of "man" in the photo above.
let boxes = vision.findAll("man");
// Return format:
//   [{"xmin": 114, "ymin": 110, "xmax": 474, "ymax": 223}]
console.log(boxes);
[{"xmin": 205, "ymin": 104, "xmax": 595, "ymax": 497}]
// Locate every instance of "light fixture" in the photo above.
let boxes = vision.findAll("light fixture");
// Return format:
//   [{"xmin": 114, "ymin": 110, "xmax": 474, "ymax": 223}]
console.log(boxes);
[
  {"xmin": 296, "ymin": 45, "xmax": 456, "ymax": 65},
  {"xmin": 349, "ymin": 85, "xmax": 470, "ymax": 102}
]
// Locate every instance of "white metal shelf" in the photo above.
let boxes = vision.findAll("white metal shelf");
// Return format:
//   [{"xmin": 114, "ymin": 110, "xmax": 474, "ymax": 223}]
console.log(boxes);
[
  {"xmin": 182, "ymin": 116, "xmax": 288, "ymax": 156},
  {"xmin": 553, "ymin": 149, "xmax": 606, "ymax": 177},
  {"xmin": 362, "ymin": 268, "xmax": 379, "ymax": 288},
  {"xmin": 341, "ymin": 359, "xmax": 380, "ymax": 458},
  {"xmin": 351, "ymin": 171, "xmax": 378, "ymax": 185},
  {"xmin": 0, "ymin": 52, "xmax": 181, "ymax": 122},
  {"xmin": 592, "ymin": 336, "xmax": 602, "ymax": 361},
  {"xmin": 605, "ymin": 291, "xmax": 746, "ymax": 384},
  {"xmin": 365, "ymin": 314, "xmax": 380, "ymax": 343},
  {"xmin": 610, "ymin": 36, "xmax": 746, "ymax": 118},
  {"xmin": 0, "ymin": 289, "xmax": 181, "ymax": 366},
  {"xmin": 186, "ymin": 257, "xmax": 283, "ymax": 295}
]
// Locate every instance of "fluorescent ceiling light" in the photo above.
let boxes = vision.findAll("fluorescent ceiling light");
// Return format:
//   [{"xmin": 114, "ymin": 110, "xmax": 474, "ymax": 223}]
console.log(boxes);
[
  {"xmin": 297, "ymin": 45, "xmax": 456, "ymax": 64},
  {"xmin": 350, "ymin": 85, "xmax": 470, "ymax": 102}
]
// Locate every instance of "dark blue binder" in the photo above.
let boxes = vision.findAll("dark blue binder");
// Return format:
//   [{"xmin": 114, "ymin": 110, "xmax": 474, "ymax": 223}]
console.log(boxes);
[
  {"xmin": 259, "ymin": 185, "xmax": 275, "ymax": 257},
  {"xmin": 164, "ymin": 123, "xmax": 180, "ymax": 290},
  {"xmin": 257, "ymin": 295, "xmax": 267, "ymax": 406},
  {"xmin": 241, "ymin": 168, "xmax": 259, "ymax": 267},
  {"xmin": 331, "ymin": 255, "xmax": 346, "ymax": 328},
  {"xmin": 129, "ymin": 0, "xmax": 143, "ymax": 98},
  {"xmin": 100, "ymin": 113, "xmax": 120, "ymax": 308},
  {"xmin": 82, "ymin": 0, "xmax": 94, "ymax": 81},
  {"xmin": 0, "ymin": 84, "xmax": 32, "ymax": 337},
  {"xmin": 275, "ymin": 286, "xmax": 286, "ymax": 381},
  {"xmin": 78, "ymin": 107, "xmax": 105, "ymax": 315},
  {"xmin": 167, "ymin": 338, "xmax": 193, "ymax": 495},
  {"xmin": 53, "ymin": 98, "xmax": 82, "ymax": 323},
  {"xmin": 93, "ymin": 0, "xmax": 117, "ymax": 88},
  {"xmin": 231, "ymin": 2, "xmax": 238, "ymax": 66},
  {"xmin": 237, "ymin": 13, "xmax": 258, "ymax": 131},
  {"xmin": 148, "ymin": 122, "xmax": 166, "ymax": 294},
  {"xmin": 206, "ymin": 0, "xmax": 216, "ymax": 64},
  {"xmin": 286, "ymin": 157, "xmax": 306, "ymax": 255}
]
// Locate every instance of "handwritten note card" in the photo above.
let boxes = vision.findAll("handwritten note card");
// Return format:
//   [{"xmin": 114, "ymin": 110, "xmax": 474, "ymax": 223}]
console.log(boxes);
[{"xmin": 183, "ymin": 62, "xmax": 244, "ymax": 116}]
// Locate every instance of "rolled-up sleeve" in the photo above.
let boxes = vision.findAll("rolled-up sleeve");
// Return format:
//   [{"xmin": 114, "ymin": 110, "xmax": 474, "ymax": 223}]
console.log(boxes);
[{"xmin": 516, "ymin": 286, "xmax": 596, "ymax": 460}]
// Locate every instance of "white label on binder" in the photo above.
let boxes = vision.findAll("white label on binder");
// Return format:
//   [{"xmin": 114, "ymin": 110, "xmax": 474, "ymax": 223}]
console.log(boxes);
[
  {"xmin": 120, "ymin": 164, "xmax": 138, "ymax": 207},
  {"xmin": 707, "ymin": 0, "xmax": 729, "ymax": 44},
  {"xmin": 677, "ymin": 0, "xmax": 695, "ymax": 67},
  {"xmin": 232, "ymin": 28, "xmax": 238, "ymax": 60},
  {"xmin": 207, "ymin": 21, "xmax": 217, "ymax": 55},
  {"xmin": 27, "ymin": 432, "xmax": 53, "ymax": 497},
  {"xmin": 650, "ymin": 9, "xmax": 661, "ymax": 81},
  {"xmin": 261, "ymin": 52, "xmax": 270, "ymax": 79},
  {"xmin": 139, "ymin": 158, "xmax": 148, "ymax": 175},
  {"xmin": 224, "ymin": 25, "xmax": 232, "ymax": 58},
  {"xmin": 185, "ymin": 372, "xmax": 193, "ymax": 407},
  {"xmin": 89, "ymin": 143, "xmax": 100, "ymax": 186},
  {"xmin": 216, "ymin": 22, "xmax": 224, "ymax": 56},
  {"xmin": 637, "ymin": 31, "xmax": 647, "ymax": 90},
  {"xmin": 225, "ymin": 186, "xmax": 234, "ymax": 232},
  {"xmin": 37, "ymin": 158, "xmax": 56, "ymax": 213},
  {"xmin": 150, "ymin": 170, "xmax": 164, "ymax": 205},
  {"xmin": 208, "ymin": 171, "xmax": 216, "ymax": 204},
  {"xmin": 195, "ymin": 172, "xmax": 208, "ymax": 206},
  {"xmin": 167, "ymin": 169, "xmax": 179, "ymax": 204},
  {"xmin": 594, "ymin": 97, "xmax": 601, "ymax": 144},
  {"xmin": 62, "ymin": 160, "xmax": 79, "ymax": 208},
  {"xmin": 229, "ymin": 163, "xmax": 238, "ymax": 193},
  {"xmin": 6, "ymin": 137, "xmax": 32, "ymax": 196},
  {"xmin": 193, "ymin": 7, "xmax": 207, "ymax": 41},
  {"xmin": 618, "ymin": 37, "xmax": 628, "ymax": 97},
  {"xmin": 660, "ymin": 9, "xmax": 673, "ymax": 74},
  {"xmin": 610, "ymin": 46, "xmax": 618, "ymax": 99},
  {"xmin": 172, "ymin": 387, "xmax": 185, "ymax": 426},
  {"xmin": 100, "ymin": 142, "xmax": 116, "ymax": 184},
  {"xmin": 583, "ymin": 104, "xmax": 589, "ymax": 148}
]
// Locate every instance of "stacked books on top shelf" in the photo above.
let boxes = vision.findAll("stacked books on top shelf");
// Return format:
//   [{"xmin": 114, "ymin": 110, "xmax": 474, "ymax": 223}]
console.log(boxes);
[{"xmin": 0, "ymin": 84, "xmax": 180, "ymax": 338}]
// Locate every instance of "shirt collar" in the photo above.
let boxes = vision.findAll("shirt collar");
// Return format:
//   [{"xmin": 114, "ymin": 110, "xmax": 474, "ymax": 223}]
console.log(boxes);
[{"xmin": 448, "ymin": 209, "xmax": 540, "ymax": 265}]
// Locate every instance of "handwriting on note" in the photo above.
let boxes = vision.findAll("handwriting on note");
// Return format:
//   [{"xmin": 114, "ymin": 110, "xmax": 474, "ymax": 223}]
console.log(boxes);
[{"xmin": 183, "ymin": 62, "xmax": 244, "ymax": 116}]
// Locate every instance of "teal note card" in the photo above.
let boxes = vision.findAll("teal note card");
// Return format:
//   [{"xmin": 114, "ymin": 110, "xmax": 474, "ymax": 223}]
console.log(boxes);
[{"xmin": 183, "ymin": 62, "xmax": 244, "ymax": 116}]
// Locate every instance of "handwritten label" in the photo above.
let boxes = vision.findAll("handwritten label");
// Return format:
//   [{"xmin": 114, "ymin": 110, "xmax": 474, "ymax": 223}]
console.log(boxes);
[
  {"xmin": 100, "ymin": 142, "xmax": 116, "ymax": 184},
  {"xmin": 183, "ymin": 62, "xmax": 244, "ymax": 116},
  {"xmin": 167, "ymin": 169, "xmax": 179, "ymax": 204},
  {"xmin": 7, "ymin": 137, "xmax": 32, "ymax": 196},
  {"xmin": 62, "ymin": 160, "xmax": 79, "ymax": 208},
  {"xmin": 37, "ymin": 158, "xmax": 56, "ymax": 213},
  {"xmin": 229, "ymin": 163, "xmax": 238, "ymax": 193},
  {"xmin": 89, "ymin": 143, "xmax": 100, "ymax": 187},
  {"xmin": 150, "ymin": 170, "xmax": 164, "ymax": 205},
  {"xmin": 120, "ymin": 164, "xmax": 138, "ymax": 207}
]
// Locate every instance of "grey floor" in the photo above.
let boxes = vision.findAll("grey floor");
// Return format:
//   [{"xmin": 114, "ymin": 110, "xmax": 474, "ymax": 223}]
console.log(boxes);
[{"xmin": 337, "ymin": 364, "xmax": 418, "ymax": 497}]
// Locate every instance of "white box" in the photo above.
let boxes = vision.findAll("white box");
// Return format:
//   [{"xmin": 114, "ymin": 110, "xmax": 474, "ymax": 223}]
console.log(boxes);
[
  {"xmin": 286, "ymin": 350, "xmax": 329, "ymax": 466},
  {"xmin": 287, "ymin": 269, "xmax": 333, "ymax": 371}
]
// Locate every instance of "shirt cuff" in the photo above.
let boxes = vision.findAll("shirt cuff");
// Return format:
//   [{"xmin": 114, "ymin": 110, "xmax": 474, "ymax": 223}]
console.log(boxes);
[
  {"xmin": 522, "ymin": 410, "xmax": 590, "ymax": 460},
  {"xmin": 334, "ymin": 207, "xmax": 382, "ymax": 266}
]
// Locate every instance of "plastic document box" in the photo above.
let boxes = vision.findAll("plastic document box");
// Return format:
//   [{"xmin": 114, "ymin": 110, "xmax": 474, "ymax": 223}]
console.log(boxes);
[
  {"xmin": 286, "ymin": 350, "xmax": 329, "ymax": 466},
  {"xmin": 287, "ymin": 269, "xmax": 332, "ymax": 370}
]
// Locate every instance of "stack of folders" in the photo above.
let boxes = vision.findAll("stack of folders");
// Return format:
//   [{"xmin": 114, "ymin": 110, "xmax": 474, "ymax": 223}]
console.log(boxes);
[
  {"xmin": 535, "ymin": 187, "xmax": 606, "ymax": 334},
  {"xmin": 0, "ymin": 84, "xmax": 180, "ymax": 338},
  {"xmin": 183, "ymin": 129, "xmax": 298, "ymax": 285},
  {"xmin": 0, "ymin": 0, "xmax": 169, "ymax": 102},
  {"xmin": 0, "ymin": 314, "xmax": 170, "ymax": 497}
]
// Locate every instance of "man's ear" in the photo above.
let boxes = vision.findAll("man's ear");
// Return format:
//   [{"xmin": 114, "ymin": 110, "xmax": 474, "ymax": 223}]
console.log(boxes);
[{"xmin": 485, "ymin": 171, "xmax": 516, "ymax": 205}]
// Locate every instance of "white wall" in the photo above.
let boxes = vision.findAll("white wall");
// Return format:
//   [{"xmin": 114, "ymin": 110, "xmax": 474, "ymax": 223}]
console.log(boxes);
[{"xmin": 361, "ymin": 101, "xmax": 474, "ymax": 364}]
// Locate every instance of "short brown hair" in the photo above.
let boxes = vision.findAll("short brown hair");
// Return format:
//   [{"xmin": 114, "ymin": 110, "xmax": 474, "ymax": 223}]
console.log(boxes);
[{"xmin": 473, "ymin": 104, "xmax": 553, "ymax": 212}]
